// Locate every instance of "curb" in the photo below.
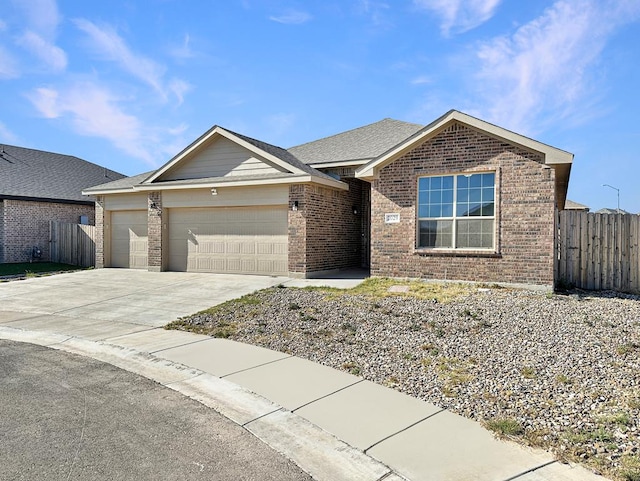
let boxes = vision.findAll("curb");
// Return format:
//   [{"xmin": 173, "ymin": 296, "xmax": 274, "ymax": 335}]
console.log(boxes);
[{"xmin": 0, "ymin": 325, "xmax": 407, "ymax": 481}]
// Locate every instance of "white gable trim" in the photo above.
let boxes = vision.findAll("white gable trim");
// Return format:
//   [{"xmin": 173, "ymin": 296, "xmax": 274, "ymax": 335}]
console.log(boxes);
[
  {"xmin": 355, "ymin": 110, "xmax": 574, "ymax": 180},
  {"xmin": 144, "ymin": 126, "xmax": 306, "ymax": 184}
]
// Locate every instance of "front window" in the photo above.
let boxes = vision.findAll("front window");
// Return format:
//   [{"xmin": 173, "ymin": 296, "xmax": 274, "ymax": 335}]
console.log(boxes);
[{"xmin": 417, "ymin": 172, "xmax": 495, "ymax": 249}]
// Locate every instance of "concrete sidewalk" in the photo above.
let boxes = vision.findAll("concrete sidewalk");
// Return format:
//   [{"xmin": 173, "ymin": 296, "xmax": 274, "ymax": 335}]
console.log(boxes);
[{"xmin": 0, "ymin": 270, "xmax": 602, "ymax": 481}]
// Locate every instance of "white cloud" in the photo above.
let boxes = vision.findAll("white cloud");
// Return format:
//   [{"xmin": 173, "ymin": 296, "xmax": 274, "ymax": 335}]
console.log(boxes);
[
  {"xmin": 12, "ymin": 0, "xmax": 61, "ymax": 38},
  {"xmin": 28, "ymin": 83, "xmax": 156, "ymax": 165},
  {"xmin": 356, "ymin": 0, "xmax": 391, "ymax": 27},
  {"xmin": 74, "ymin": 18, "xmax": 178, "ymax": 101},
  {"xmin": 269, "ymin": 10, "xmax": 312, "ymax": 25},
  {"xmin": 472, "ymin": 0, "xmax": 640, "ymax": 133},
  {"xmin": 414, "ymin": 0, "xmax": 502, "ymax": 36},
  {"xmin": 169, "ymin": 78, "xmax": 192, "ymax": 105},
  {"xmin": 17, "ymin": 30, "xmax": 67, "ymax": 71},
  {"xmin": 169, "ymin": 34, "xmax": 195, "ymax": 60},
  {"xmin": 0, "ymin": 45, "xmax": 20, "ymax": 78},
  {"xmin": 410, "ymin": 75, "xmax": 432, "ymax": 85},
  {"xmin": 10, "ymin": 0, "xmax": 67, "ymax": 72}
]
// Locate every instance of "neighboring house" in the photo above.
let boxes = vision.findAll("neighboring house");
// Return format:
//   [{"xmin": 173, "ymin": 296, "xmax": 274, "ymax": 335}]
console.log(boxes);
[
  {"xmin": 564, "ymin": 200, "xmax": 590, "ymax": 212},
  {"xmin": 84, "ymin": 110, "xmax": 573, "ymax": 287},
  {"xmin": 0, "ymin": 144, "xmax": 124, "ymax": 263},
  {"xmin": 594, "ymin": 208, "xmax": 631, "ymax": 214}
]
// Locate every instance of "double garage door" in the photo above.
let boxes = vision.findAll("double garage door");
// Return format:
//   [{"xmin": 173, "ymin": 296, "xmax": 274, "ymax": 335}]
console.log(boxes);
[{"xmin": 110, "ymin": 206, "xmax": 288, "ymax": 275}]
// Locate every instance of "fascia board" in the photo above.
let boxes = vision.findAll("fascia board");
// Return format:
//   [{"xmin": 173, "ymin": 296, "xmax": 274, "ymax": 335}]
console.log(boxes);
[{"xmin": 131, "ymin": 175, "xmax": 348, "ymax": 191}]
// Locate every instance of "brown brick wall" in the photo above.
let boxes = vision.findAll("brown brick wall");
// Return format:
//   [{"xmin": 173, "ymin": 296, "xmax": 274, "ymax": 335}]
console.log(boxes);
[
  {"xmin": 1, "ymin": 199, "xmax": 95, "ymax": 263},
  {"xmin": 0, "ymin": 200, "xmax": 4, "ymax": 263},
  {"xmin": 147, "ymin": 191, "xmax": 163, "ymax": 271},
  {"xmin": 288, "ymin": 179, "xmax": 365, "ymax": 275},
  {"xmin": 371, "ymin": 122, "xmax": 556, "ymax": 286}
]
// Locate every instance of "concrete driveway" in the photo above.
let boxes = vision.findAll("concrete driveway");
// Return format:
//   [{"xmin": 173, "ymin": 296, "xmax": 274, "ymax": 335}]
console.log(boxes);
[
  {"xmin": 0, "ymin": 269, "xmax": 291, "ymax": 342},
  {"xmin": 0, "ymin": 268, "xmax": 288, "ymax": 327}
]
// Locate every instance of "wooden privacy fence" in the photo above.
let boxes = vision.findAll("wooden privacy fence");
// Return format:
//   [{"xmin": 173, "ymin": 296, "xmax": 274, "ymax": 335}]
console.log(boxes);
[
  {"xmin": 50, "ymin": 221, "xmax": 96, "ymax": 268},
  {"xmin": 556, "ymin": 211, "xmax": 640, "ymax": 293}
]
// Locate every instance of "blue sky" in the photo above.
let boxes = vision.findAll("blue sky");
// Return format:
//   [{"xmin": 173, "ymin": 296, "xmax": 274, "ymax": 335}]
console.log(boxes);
[{"xmin": 1, "ymin": 0, "xmax": 639, "ymax": 212}]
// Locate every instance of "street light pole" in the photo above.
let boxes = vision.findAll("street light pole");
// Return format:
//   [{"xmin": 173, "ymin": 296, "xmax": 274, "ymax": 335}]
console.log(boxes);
[{"xmin": 602, "ymin": 184, "xmax": 620, "ymax": 213}]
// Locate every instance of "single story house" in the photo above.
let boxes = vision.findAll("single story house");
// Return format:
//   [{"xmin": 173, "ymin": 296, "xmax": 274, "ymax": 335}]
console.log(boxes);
[
  {"xmin": 83, "ymin": 110, "xmax": 573, "ymax": 287},
  {"xmin": 0, "ymin": 144, "xmax": 124, "ymax": 263}
]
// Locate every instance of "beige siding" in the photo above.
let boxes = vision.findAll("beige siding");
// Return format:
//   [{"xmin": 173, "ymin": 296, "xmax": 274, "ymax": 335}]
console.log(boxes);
[
  {"xmin": 159, "ymin": 137, "xmax": 286, "ymax": 181},
  {"xmin": 110, "ymin": 210, "xmax": 148, "ymax": 268},
  {"xmin": 162, "ymin": 185, "xmax": 288, "ymax": 208},
  {"xmin": 168, "ymin": 206, "xmax": 288, "ymax": 275},
  {"xmin": 104, "ymin": 193, "xmax": 148, "ymax": 211}
]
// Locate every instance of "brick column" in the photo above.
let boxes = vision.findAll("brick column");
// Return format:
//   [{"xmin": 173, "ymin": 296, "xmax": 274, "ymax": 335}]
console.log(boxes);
[
  {"xmin": 147, "ymin": 191, "xmax": 163, "ymax": 272},
  {"xmin": 95, "ymin": 196, "xmax": 105, "ymax": 268},
  {"xmin": 288, "ymin": 185, "xmax": 307, "ymax": 276}
]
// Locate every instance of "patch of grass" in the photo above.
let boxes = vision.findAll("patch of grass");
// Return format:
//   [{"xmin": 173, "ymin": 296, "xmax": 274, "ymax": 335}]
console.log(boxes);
[
  {"xmin": 619, "ymin": 455, "xmax": 640, "ymax": 481},
  {"xmin": 555, "ymin": 373, "xmax": 572, "ymax": 385},
  {"xmin": 0, "ymin": 262, "xmax": 83, "ymax": 277},
  {"xmin": 520, "ymin": 366, "xmax": 536, "ymax": 379},
  {"xmin": 627, "ymin": 393, "xmax": 640, "ymax": 410},
  {"xmin": 235, "ymin": 294, "xmax": 261, "ymax": 305},
  {"xmin": 210, "ymin": 320, "xmax": 238, "ymax": 338},
  {"xmin": 342, "ymin": 361, "xmax": 362, "ymax": 376},
  {"xmin": 336, "ymin": 277, "xmax": 475, "ymax": 303},
  {"xmin": 485, "ymin": 418, "xmax": 524, "ymax": 437},
  {"xmin": 436, "ymin": 357, "xmax": 473, "ymax": 386},
  {"xmin": 288, "ymin": 302, "xmax": 301, "ymax": 310},
  {"xmin": 421, "ymin": 343, "xmax": 440, "ymax": 356},
  {"xmin": 617, "ymin": 342, "xmax": 640, "ymax": 356},
  {"xmin": 566, "ymin": 426, "xmax": 616, "ymax": 444},
  {"xmin": 599, "ymin": 412, "xmax": 632, "ymax": 427}
]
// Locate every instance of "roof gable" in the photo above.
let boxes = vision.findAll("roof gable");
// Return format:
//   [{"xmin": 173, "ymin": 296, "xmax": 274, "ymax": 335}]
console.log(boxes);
[
  {"xmin": 355, "ymin": 110, "xmax": 574, "ymax": 209},
  {"xmin": 145, "ymin": 126, "xmax": 310, "ymax": 184},
  {"xmin": 355, "ymin": 110, "xmax": 573, "ymax": 180},
  {"xmin": 0, "ymin": 144, "xmax": 124, "ymax": 203},
  {"xmin": 156, "ymin": 135, "xmax": 286, "ymax": 182}
]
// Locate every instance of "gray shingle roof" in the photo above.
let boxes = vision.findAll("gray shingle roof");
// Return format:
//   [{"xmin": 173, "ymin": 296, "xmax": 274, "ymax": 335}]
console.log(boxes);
[
  {"xmin": 0, "ymin": 144, "xmax": 125, "ymax": 203},
  {"xmin": 82, "ymin": 171, "xmax": 155, "ymax": 193},
  {"xmin": 288, "ymin": 118, "xmax": 424, "ymax": 165}
]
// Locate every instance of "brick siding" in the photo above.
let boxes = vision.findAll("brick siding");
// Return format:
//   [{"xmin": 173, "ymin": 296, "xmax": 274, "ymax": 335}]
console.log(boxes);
[
  {"xmin": 0, "ymin": 200, "xmax": 4, "ymax": 263},
  {"xmin": 288, "ymin": 178, "xmax": 365, "ymax": 275},
  {"xmin": 95, "ymin": 196, "xmax": 105, "ymax": 268},
  {"xmin": 0, "ymin": 199, "xmax": 95, "ymax": 263},
  {"xmin": 371, "ymin": 122, "xmax": 556, "ymax": 286},
  {"xmin": 147, "ymin": 192, "xmax": 163, "ymax": 271}
]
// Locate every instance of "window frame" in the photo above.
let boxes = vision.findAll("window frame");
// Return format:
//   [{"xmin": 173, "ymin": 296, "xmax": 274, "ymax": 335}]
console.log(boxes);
[{"xmin": 416, "ymin": 171, "xmax": 497, "ymax": 251}]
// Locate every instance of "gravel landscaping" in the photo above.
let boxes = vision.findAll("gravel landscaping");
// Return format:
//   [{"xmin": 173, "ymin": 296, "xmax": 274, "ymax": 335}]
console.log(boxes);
[{"xmin": 167, "ymin": 280, "xmax": 640, "ymax": 481}]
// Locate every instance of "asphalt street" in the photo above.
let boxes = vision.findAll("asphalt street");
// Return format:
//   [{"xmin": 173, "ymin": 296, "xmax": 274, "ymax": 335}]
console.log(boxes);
[{"xmin": 0, "ymin": 339, "xmax": 313, "ymax": 481}]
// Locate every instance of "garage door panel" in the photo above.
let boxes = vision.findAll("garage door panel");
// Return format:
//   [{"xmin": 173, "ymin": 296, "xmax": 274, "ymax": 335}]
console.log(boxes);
[
  {"xmin": 110, "ymin": 211, "xmax": 148, "ymax": 269},
  {"xmin": 168, "ymin": 206, "xmax": 287, "ymax": 275}
]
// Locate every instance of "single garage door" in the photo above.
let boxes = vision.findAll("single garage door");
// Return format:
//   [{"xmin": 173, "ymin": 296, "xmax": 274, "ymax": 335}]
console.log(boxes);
[
  {"xmin": 110, "ymin": 210, "xmax": 148, "ymax": 268},
  {"xmin": 168, "ymin": 206, "xmax": 287, "ymax": 275}
]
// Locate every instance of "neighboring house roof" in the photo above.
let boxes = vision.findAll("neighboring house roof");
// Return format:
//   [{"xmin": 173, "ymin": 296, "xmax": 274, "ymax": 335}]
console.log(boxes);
[
  {"xmin": 0, "ymin": 144, "xmax": 125, "ymax": 204},
  {"xmin": 355, "ymin": 110, "xmax": 574, "ymax": 209},
  {"xmin": 288, "ymin": 118, "xmax": 424, "ymax": 167},
  {"xmin": 564, "ymin": 200, "xmax": 590, "ymax": 211},
  {"xmin": 594, "ymin": 208, "xmax": 631, "ymax": 214}
]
